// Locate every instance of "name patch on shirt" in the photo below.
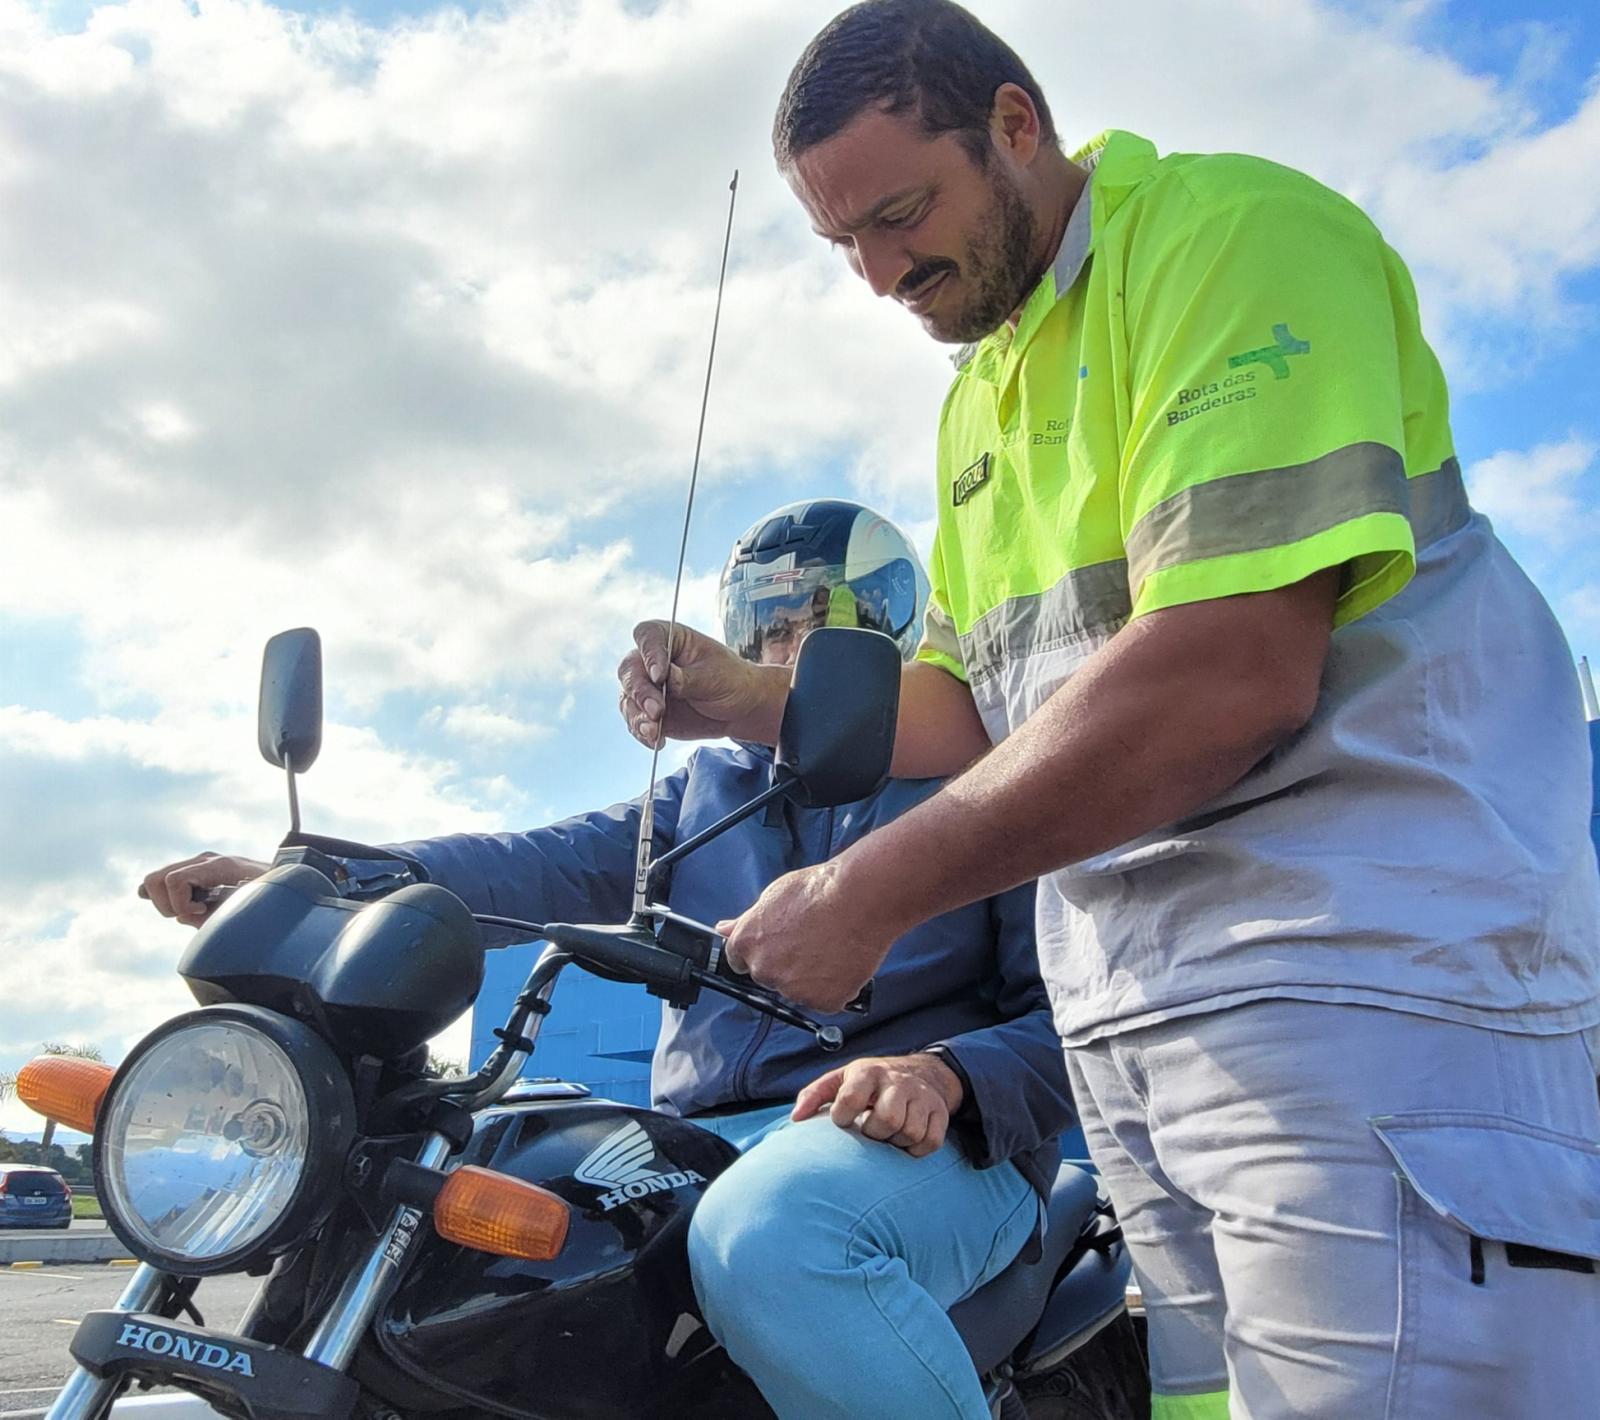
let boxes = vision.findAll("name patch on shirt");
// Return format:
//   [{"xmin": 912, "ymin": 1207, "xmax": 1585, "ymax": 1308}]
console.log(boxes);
[{"xmin": 953, "ymin": 452, "xmax": 992, "ymax": 506}]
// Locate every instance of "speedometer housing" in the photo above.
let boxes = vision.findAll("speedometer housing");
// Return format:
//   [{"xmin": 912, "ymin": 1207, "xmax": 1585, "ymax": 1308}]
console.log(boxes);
[{"xmin": 94, "ymin": 1005, "xmax": 355, "ymax": 1276}]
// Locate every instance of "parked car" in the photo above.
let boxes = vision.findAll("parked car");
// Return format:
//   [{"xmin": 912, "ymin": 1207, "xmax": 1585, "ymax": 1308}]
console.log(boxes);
[{"xmin": 0, "ymin": 1164, "xmax": 73, "ymax": 1228}]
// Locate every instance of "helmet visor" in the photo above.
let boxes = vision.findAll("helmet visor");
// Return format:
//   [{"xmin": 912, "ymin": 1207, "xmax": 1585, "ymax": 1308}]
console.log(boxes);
[
  {"xmin": 724, "ymin": 569, "xmax": 833, "ymax": 664},
  {"xmin": 844, "ymin": 558, "xmax": 920, "ymax": 643}
]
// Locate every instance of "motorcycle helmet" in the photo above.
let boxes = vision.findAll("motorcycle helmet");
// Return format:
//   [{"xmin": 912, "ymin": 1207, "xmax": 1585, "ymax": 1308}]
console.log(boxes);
[{"xmin": 718, "ymin": 499, "xmax": 929, "ymax": 666}]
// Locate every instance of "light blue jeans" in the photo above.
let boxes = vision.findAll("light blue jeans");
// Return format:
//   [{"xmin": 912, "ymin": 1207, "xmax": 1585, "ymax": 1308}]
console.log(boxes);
[{"xmin": 687, "ymin": 1102, "xmax": 1036, "ymax": 1420}]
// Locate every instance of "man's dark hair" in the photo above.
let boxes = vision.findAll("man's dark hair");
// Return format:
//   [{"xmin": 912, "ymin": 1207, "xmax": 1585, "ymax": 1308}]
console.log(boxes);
[{"xmin": 773, "ymin": 0, "xmax": 1056, "ymax": 169}]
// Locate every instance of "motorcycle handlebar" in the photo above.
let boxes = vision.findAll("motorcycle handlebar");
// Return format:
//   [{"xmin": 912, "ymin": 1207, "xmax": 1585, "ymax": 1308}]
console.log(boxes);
[{"xmin": 533, "ymin": 920, "xmax": 847, "ymax": 1052}]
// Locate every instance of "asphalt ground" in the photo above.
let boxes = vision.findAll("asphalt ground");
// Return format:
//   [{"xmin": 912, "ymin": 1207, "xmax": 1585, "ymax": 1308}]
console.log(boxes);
[{"xmin": 0, "ymin": 1267, "xmax": 256, "ymax": 1416}]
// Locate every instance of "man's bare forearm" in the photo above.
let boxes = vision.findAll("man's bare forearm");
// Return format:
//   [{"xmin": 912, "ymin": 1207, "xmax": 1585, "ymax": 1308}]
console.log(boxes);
[
  {"xmin": 725, "ymin": 659, "xmax": 991, "ymax": 779},
  {"xmin": 832, "ymin": 575, "xmax": 1338, "ymax": 935}
]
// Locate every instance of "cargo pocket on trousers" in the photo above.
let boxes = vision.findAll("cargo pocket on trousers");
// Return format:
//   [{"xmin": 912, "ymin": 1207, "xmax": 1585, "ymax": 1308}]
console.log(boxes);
[{"xmin": 1372, "ymin": 1110, "xmax": 1600, "ymax": 1420}]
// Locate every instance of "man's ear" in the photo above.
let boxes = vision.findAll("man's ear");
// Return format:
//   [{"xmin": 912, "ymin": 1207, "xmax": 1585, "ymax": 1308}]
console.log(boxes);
[{"xmin": 989, "ymin": 82, "xmax": 1043, "ymax": 165}]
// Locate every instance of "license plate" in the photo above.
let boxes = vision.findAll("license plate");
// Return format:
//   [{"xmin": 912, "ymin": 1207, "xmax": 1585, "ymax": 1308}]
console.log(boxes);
[{"xmin": 21, "ymin": 1196, "xmax": 49, "ymax": 1206}]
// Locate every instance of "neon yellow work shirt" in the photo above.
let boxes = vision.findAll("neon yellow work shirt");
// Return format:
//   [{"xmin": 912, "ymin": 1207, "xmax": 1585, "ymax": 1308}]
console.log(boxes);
[{"xmin": 920, "ymin": 130, "xmax": 1600, "ymax": 1045}]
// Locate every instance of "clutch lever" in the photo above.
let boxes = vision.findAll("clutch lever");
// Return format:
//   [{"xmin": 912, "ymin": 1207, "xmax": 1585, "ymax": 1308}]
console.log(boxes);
[{"xmin": 647, "ymin": 905, "xmax": 874, "ymax": 1014}]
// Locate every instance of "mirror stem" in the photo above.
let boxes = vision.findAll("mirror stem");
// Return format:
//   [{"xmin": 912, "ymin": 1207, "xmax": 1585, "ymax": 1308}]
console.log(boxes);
[
  {"xmin": 641, "ymin": 778, "xmax": 794, "ymax": 903},
  {"xmin": 286, "ymin": 755, "xmax": 301, "ymax": 835}
]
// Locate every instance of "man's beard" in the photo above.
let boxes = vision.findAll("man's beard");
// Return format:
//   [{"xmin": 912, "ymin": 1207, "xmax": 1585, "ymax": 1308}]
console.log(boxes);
[{"xmin": 923, "ymin": 168, "xmax": 1041, "ymax": 344}]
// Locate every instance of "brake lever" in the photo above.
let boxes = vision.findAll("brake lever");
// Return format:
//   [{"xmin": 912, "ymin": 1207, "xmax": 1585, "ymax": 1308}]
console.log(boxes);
[
  {"xmin": 687, "ymin": 966, "xmax": 844, "ymax": 1052},
  {"xmin": 646, "ymin": 904, "xmax": 874, "ymax": 1015}
]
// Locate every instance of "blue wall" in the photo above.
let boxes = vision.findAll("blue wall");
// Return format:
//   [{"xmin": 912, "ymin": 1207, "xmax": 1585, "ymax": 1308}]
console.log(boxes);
[{"xmin": 473, "ymin": 943, "xmax": 656, "ymax": 1108}]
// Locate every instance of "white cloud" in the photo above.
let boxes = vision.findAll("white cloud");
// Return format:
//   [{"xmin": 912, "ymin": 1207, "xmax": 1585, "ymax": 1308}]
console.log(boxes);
[
  {"xmin": 424, "ymin": 703, "xmax": 549, "ymax": 744},
  {"xmin": 1465, "ymin": 436, "xmax": 1597, "ymax": 544}
]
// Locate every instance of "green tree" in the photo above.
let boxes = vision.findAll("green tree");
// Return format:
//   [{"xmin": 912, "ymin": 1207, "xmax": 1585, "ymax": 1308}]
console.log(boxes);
[{"xmin": 0, "ymin": 1068, "xmax": 15, "ymax": 1150}]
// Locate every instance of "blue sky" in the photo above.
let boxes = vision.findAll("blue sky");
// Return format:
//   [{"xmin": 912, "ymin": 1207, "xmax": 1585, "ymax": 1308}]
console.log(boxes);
[{"xmin": 2, "ymin": 0, "xmax": 1598, "ymax": 1129}]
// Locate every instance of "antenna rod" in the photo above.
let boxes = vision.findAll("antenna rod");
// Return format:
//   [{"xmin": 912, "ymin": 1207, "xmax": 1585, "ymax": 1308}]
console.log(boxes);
[{"xmin": 632, "ymin": 170, "xmax": 740, "ymax": 920}]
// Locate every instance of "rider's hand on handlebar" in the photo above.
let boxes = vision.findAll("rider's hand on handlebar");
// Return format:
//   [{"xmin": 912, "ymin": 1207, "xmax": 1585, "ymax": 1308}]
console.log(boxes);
[
  {"xmin": 791, "ymin": 1054, "xmax": 966, "ymax": 1158},
  {"xmin": 141, "ymin": 852, "xmax": 270, "ymax": 928},
  {"xmin": 617, "ymin": 621, "xmax": 783, "ymax": 749}
]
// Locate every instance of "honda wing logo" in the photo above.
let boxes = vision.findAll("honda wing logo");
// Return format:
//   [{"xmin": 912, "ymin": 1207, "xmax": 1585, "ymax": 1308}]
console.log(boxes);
[{"xmin": 574, "ymin": 1120, "xmax": 705, "ymax": 1212}]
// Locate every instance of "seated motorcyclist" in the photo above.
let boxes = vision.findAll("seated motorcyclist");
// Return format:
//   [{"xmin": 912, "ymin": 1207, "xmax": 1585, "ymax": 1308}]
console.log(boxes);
[{"xmin": 142, "ymin": 499, "xmax": 1075, "ymax": 1420}]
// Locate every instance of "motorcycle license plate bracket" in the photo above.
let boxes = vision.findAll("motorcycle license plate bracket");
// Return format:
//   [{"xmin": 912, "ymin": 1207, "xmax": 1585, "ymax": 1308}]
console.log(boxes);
[{"xmin": 69, "ymin": 1311, "xmax": 360, "ymax": 1420}]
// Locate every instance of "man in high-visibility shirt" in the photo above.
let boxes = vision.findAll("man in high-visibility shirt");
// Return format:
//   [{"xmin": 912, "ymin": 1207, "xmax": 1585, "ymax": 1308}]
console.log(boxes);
[{"xmin": 618, "ymin": 1, "xmax": 1600, "ymax": 1415}]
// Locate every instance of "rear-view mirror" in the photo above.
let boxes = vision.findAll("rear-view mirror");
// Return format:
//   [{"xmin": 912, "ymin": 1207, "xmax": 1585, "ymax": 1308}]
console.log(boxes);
[
  {"xmin": 774, "ymin": 627, "xmax": 900, "ymax": 808},
  {"xmin": 258, "ymin": 628, "xmax": 323, "ymax": 773}
]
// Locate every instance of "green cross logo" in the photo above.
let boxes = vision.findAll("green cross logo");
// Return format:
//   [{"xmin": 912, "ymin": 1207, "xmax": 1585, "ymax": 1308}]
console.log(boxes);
[{"xmin": 1227, "ymin": 323, "xmax": 1311, "ymax": 379}]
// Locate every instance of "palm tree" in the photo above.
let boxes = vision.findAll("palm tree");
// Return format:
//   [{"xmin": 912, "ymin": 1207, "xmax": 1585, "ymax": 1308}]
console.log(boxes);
[
  {"xmin": 35, "ymin": 1042, "xmax": 105, "ymax": 1154},
  {"xmin": 0, "ymin": 1069, "xmax": 15, "ymax": 1139}
]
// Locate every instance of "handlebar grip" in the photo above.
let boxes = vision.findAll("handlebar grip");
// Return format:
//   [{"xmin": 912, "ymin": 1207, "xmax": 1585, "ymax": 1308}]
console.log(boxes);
[{"xmin": 135, "ymin": 882, "xmax": 234, "ymax": 907}]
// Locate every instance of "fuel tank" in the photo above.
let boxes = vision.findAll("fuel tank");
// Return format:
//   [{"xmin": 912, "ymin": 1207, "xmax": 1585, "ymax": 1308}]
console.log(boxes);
[{"xmin": 373, "ymin": 1094, "xmax": 770, "ymax": 1419}]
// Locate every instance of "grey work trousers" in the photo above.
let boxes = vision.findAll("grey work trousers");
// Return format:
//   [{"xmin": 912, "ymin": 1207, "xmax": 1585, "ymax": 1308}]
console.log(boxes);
[{"xmin": 1065, "ymin": 1000, "xmax": 1600, "ymax": 1419}]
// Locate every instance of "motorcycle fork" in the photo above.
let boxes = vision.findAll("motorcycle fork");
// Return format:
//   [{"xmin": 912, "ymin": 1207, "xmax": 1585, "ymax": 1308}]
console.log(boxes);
[
  {"xmin": 44, "ymin": 1131, "xmax": 454, "ymax": 1420},
  {"xmin": 45, "ymin": 1263, "xmax": 168, "ymax": 1420}
]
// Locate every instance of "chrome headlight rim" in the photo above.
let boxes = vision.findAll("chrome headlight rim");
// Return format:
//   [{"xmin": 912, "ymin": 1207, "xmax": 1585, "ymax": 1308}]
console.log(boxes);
[{"xmin": 94, "ymin": 1004, "xmax": 356, "ymax": 1276}]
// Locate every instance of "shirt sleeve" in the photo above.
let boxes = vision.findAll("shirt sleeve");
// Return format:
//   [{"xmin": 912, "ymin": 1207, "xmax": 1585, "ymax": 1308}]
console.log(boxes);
[
  {"xmin": 387, "ymin": 766, "xmax": 688, "ymax": 950},
  {"xmin": 1118, "ymin": 168, "xmax": 1419, "ymax": 627},
  {"xmin": 914, "ymin": 596, "xmax": 967, "ymax": 681},
  {"xmin": 914, "ymin": 530, "xmax": 969, "ymax": 681}
]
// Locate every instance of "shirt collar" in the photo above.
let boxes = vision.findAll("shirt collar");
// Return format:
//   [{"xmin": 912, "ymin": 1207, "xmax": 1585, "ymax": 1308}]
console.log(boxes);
[{"xmin": 953, "ymin": 130, "xmax": 1160, "ymax": 377}]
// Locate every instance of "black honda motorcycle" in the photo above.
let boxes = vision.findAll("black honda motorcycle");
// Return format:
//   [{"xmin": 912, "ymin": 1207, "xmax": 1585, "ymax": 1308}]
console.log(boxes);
[{"xmin": 22, "ymin": 626, "xmax": 1145, "ymax": 1420}]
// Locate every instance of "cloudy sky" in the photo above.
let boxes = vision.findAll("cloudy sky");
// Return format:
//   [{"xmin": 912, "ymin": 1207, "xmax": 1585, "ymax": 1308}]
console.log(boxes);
[{"xmin": 2, "ymin": 0, "xmax": 1598, "ymax": 1134}]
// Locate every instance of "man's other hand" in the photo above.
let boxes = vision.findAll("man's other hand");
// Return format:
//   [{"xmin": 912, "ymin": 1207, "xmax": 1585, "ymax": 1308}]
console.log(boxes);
[
  {"xmin": 142, "ymin": 853, "xmax": 269, "ymax": 927},
  {"xmin": 792, "ymin": 1054, "xmax": 965, "ymax": 1157},
  {"xmin": 717, "ymin": 861, "xmax": 895, "ymax": 1013},
  {"xmin": 617, "ymin": 621, "xmax": 783, "ymax": 748}
]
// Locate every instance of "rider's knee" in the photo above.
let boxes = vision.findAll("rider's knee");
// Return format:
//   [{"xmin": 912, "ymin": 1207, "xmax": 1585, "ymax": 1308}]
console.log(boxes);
[{"xmin": 688, "ymin": 1157, "xmax": 839, "ymax": 1322}]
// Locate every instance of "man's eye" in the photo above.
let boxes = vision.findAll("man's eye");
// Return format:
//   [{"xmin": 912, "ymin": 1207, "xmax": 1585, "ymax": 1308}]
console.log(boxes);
[{"xmin": 881, "ymin": 203, "xmax": 928, "ymax": 230}]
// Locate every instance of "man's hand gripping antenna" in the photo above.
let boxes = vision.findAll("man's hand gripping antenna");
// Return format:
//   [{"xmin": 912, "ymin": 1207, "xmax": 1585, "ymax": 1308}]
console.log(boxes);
[{"xmin": 631, "ymin": 170, "xmax": 740, "ymax": 923}]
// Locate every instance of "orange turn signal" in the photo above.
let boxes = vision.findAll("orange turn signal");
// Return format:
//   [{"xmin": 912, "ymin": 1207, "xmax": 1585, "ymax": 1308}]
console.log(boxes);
[
  {"xmin": 17, "ymin": 1056, "xmax": 116, "ymax": 1136},
  {"xmin": 433, "ymin": 1166, "xmax": 570, "ymax": 1262}
]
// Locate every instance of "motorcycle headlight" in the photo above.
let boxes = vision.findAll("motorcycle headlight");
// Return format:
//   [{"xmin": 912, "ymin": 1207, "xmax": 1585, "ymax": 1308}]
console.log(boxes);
[{"xmin": 96, "ymin": 1006, "xmax": 355, "ymax": 1275}]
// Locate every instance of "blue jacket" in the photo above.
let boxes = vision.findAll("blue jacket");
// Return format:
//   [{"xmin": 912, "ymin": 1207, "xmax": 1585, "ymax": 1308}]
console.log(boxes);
[{"xmin": 394, "ymin": 745, "xmax": 1073, "ymax": 1197}]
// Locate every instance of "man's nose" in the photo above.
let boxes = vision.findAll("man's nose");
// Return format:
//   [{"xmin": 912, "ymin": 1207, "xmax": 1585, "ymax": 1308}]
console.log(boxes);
[{"xmin": 853, "ymin": 232, "xmax": 911, "ymax": 299}]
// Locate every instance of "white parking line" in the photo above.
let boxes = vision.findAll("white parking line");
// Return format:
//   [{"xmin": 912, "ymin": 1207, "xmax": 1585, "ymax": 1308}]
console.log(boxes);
[{"xmin": 0, "ymin": 1270, "xmax": 85, "ymax": 1280}]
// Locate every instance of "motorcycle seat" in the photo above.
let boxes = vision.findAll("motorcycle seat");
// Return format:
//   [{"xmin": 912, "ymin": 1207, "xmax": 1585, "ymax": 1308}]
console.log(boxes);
[{"xmin": 948, "ymin": 1162, "xmax": 1103, "ymax": 1374}]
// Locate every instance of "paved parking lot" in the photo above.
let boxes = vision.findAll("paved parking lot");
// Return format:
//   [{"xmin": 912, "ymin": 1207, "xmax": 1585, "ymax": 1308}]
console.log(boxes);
[{"xmin": 0, "ymin": 1267, "xmax": 255, "ymax": 1416}]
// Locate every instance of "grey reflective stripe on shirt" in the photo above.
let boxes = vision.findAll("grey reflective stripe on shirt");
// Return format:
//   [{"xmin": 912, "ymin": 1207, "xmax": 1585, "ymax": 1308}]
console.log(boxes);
[
  {"xmin": 959, "ymin": 560, "xmax": 1131, "ymax": 687},
  {"xmin": 1126, "ymin": 447, "xmax": 1471, "ymax": 589},
  {"xmin": 954, "ymin": 454, "xmax": 1468, "ymax": 687},
  {"xmin": 1126, "ymin": 442, "xmax": 1407, "ymax": 587}
]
